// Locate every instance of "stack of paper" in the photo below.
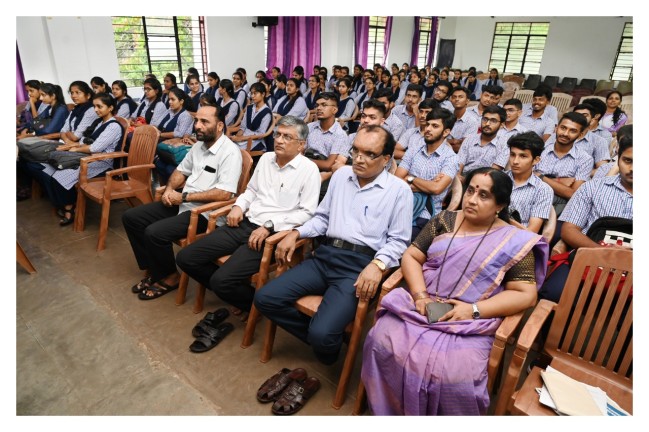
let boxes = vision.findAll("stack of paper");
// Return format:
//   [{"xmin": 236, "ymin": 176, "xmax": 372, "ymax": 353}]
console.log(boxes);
[{"xmin": 535, "ymin": 366, "xmax": 629, "ymax": 416}]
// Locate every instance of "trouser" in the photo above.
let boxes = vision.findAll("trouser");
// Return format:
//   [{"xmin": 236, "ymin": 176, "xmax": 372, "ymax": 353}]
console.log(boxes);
[
  {"xmin": 21, "ymin": 161, "xmax": 76, "ymax": 208},
  {"xmin": 176, "ymin": 218, "xmax": 262, "ymax": 312},
  {"xmin": 254, "ymin": 245, "xmax": 372, "ymax": 364},
  {"xmin": 121, "ymin": 201, "xmax": 207, "ymax": 281}
]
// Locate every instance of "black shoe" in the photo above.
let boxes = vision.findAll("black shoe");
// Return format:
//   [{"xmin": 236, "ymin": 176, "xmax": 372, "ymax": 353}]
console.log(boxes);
[{"xmin": 59, "ymin": 208, "xmax": 75, "ymax": 226}]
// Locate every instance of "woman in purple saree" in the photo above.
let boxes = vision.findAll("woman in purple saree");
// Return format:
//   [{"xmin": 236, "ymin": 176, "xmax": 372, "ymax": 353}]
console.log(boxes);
[{"xmin": 361, "ymin": 167, "xmax": 548, "ymax": 415}]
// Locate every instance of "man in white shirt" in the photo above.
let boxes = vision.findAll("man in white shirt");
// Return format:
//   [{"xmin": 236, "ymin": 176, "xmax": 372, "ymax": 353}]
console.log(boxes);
[
  {"xmin": 176, "ymin": 116, "xmax": 320, "ymax": 319},
  {"xmin": 123, "ymin": 105, "xmax": 243, "ymax": 301}
]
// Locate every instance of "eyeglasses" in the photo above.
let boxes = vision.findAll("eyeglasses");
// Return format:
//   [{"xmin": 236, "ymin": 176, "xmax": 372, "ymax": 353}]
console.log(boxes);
[
  {"xmin": 350, "ymin": 148, "xmax": 383, "ymax": 161},
  {"xmin": 314, "ymin": 103, "xmax": 337, "ymax": 109},
  {"xmin": 272, "ymin": 132, "xmax": 299, "ymax": 141},
  {"xmin": 504, "ymin": 108, "xmax": 520, "ymax": 113},
  {"xmin": 481, "ymin": 117, "xmax": 501, "ymax": 125}
]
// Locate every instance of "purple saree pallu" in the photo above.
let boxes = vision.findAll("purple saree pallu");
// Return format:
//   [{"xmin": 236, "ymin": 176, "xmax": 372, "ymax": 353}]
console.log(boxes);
[{"xmin": 361, "ymin": 225, "xmax": 548, "ymax": 415}]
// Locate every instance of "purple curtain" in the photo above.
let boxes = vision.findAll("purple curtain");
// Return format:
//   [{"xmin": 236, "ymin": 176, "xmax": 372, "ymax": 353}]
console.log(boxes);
[
  {"xmin": 267, "ymin": 17, "xmax": 321, "ymax": 82},
  {"xmin": 16, "ymin": 42, "xmax": 27, "ymax": 104},
  {"xmin": 426, "ymin": 17, "xmax": 439, "ymax": 65},
  {"xmin": 383, "ymin": 17, "xmax": 393, "ymax": 67},
  {"xmin": 354, "ymin": 17, "xmax": 369, "ymax": 68},
  {"xmin": 410, "ymin": 17, "xmax": 420, "ymax": 66}
]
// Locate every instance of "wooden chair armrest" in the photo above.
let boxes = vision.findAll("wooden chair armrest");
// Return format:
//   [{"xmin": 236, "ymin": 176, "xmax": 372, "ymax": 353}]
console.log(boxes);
[
  {"xmin": 106, "ymin": 164, "xmax": 155, "ymax": 178},
  {"xmin": 206, "ymin": 203, "xmax": 235, "ymax": 233},
  {"xmin": 184, "ymin": 199, "xmax": 235, "ymax": 244},
  {"xmin": 495, "ymin": 310, "xmax": 526, "ymax": 345},
  {"xmin": 515, "ymin": 299, "xmax": 556, "ymax": 352},
  {"xmin": 79, "ymin": 151, "xmax": 128, "ymax": 166},
  {"xmin": 264, "ymin": 230, "xmax": 292, "ymax": 246}
]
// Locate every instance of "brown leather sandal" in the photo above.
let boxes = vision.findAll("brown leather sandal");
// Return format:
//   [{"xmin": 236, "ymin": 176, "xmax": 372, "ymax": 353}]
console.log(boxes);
[
  {"xmin": 257, "ymin": 368, "xmax": 307, "ymax": 403},
  {"xmin": 271, "ymin": 376, "xmax": 321, "ymax": 415}
]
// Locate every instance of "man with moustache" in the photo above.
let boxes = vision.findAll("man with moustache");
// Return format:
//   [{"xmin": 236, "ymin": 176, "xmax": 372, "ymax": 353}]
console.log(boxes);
[
  {"xmin": 373, "ymin": 88, "xmax": 406, "ymax": 142},
  {"xmin": 447, "ymin": 86, "xmax": 480, "ymax": 153},
  {"xmin": 395, "ymin": 107, "xmax": 459, "ymax": 239},
  {"xmin": 518, "ymin": 84, "xmax": 557, "ymax": 142},
  {"xmin": 175, "ymin": 116, "xmax": 320, "ymax": 326},
  {"xmin": 393, "ymin": 99, "xmax": 438, "ymax": 160},
  {"xmin": 391, "ymin": 84, "xmax": 423, "ymax": 130},
  {"xmin": 254, "ymin": 126, "xmax": 412, "ymax": 365},
  {"xmin": 123, "ymin": 105, "xmax": 243, "ymax": 300},
  {"xmin": 457, "ymin": 105, "xmax": 509, "ymax": 177}
]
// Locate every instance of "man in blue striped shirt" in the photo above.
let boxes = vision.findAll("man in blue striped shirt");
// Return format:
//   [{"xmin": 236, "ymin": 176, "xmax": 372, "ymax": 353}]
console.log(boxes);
[
  {"xmin": 539, "ymin": 135, "xmax": 632, "ymax": 302},
  {"xmin": 254, "ymin": 125, "xmax": 412, "ymax": 365}
]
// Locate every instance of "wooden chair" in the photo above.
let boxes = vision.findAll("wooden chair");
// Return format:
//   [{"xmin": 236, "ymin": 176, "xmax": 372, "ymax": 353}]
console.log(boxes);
[
  {"xmin": 259, "ymin": 265, "xmax": 393, "ymax": 410},
  {"xmin": 549, "ymin": 92, "xmax": 573, "ymax": 117},
  {"xmin": 513, "ymin": 89, "xmax": 534, "ymax": 105},
  {"xmin": 74, "ymin": 121, "xmax": 159, "ymax": 251},
  {"xmin": 496, "ymin": 247, "xmax": 633, "ymax": 415},
  {"xmin": 352, "ymin": 268, "xmax": 530, "ymax": 415},
  {"xmin": 17, "ymin": 241, "xmax": 36, "ymax": 274},
  {"xmin": 503, "ymin": 81, "xmax": 521, "ymax": 93},
  {"xmin": 245, "ymin": 113, "xmax": 278, "ymax": 158},
  {"xmin": 162, "ymin": 149, "xmax": 254, "ymax": 309}
]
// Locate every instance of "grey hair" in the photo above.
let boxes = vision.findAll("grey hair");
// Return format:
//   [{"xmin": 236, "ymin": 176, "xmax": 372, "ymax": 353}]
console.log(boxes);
[{"xmin": 276, "ymin": 115, "xmax": 309, "ymax": 140}]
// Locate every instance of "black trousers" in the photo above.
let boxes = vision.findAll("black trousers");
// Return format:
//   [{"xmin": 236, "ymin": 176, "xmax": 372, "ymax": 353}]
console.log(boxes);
[
  {"xmin": 122, "ymin": 201, "xmax": 208, "ymax": 281},
  {"xmin": 176, "ymin": 219, "xmax": 262, "ymax": 312}
]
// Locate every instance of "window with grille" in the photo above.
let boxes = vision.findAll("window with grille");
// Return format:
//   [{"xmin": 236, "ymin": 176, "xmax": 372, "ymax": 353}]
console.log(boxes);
[
  {"xmin": 488, "ymin": 22, "xmax": 549, "ymax": 75},
  {"xmin": 111, "ymin": 16, "xmax": 207, "ymax": 87},
  {"xmin": 367, "ymin": 16, "xmax": 387, "ymax": 69},
  {"xmin": 416, "ymin": 17, "xmax": 436, "ymax": 67},
  {"xmin": 610, "ymin": 22, "xmax": 632, "ymax": 81}
]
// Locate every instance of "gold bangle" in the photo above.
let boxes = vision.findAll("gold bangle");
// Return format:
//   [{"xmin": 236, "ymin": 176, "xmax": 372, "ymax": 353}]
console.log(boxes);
[{"xmin": 412, "ymin": 291, "xmax": 429, "ymax": 301}]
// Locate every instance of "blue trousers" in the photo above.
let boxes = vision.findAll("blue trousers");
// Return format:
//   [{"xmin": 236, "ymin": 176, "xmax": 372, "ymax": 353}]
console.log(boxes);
[{"xmin": 254, "ymin": 245, "xmax": 372, "ymax": 364}]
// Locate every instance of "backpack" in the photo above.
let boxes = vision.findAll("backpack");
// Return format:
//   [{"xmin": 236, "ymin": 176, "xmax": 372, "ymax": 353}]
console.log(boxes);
[
  {"xmin": 47, "ymin": 151, "xmax": 86, "ymax": 170},
  {"xmin": 17, "ymin": 139, "xmax": 60, "ymax": 162}
]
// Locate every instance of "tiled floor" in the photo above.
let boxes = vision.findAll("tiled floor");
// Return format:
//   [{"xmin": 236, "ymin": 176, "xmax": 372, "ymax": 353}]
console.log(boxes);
[{"xmin": 16, "ymin": 196, "xmax": 365, "ymax": 416}]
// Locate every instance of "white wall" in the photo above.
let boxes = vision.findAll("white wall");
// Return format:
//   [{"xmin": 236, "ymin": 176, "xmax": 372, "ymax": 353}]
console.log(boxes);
[
  {"xmin": 321, "ymin": 17, "xmax": 354, "ymax": 71},
  {"xmin": 388, "ymin": 16, "xmax": 415, "ymax": 67},
  {"xmin": 440, "ymin": 16, "xmax": 631, "ymax": 80}
]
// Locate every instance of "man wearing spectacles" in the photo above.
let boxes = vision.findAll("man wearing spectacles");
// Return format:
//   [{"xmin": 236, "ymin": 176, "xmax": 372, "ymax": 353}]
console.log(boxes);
[
  {"xmin": 431, "ymin": 80, "xmax": 454, "ymax": 112},
  {"xmin": 458, "ymin": 105, "xmax": 509, "ymax": 177},
  {"xmin": 255, "ymin": 125, "xmax": 412, "ymax": 365},
  {"xmin": 396, "ymin": 108, "xmax": 459, "ymax": 239},
  {"xmin": 176, "ymin": 116, "xmax": 320, "ymax": 324}
]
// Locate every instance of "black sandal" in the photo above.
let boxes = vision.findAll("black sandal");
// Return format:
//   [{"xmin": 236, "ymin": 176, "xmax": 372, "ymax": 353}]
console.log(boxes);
[
  {"xmin": 137, "ymin": 280, "xmax": 179, "ymax": 300},
  {"xmin": 131, "ymin": 276, "xmax": 153, "ymax": 294},
  {"xmin": 191, "ymin": 308, "xmax": 230, "ymax": 338},
  {"xmin": 189, "ymin": 322, "xmax": 234, "ymax": 353},
  {"xmin": 59, "ymin": 207, "xmax": 75, "ymax": 226}
]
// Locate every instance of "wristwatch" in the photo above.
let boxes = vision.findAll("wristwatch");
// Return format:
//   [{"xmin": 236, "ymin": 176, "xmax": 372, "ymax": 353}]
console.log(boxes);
[
  {"xmin": 182, "ymin": 192, "xmax": 189, "ymax": 202},
  {"xmin": 406, "ymin": 175, "xmax": 415, "ymax": 185},
  {"xmin": 371, "ymin": 258, "xmax": 386, "ymax": 271},
  {"xmin": 263, "ymin": 220, "xmax": 274, "ymax": 233},
  {"xmin": 472, "ymin": 303, "xmax": 481, "ymax": 319}
]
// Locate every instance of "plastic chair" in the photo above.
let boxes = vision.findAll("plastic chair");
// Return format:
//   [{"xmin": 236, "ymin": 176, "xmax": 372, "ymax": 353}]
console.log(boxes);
[
  {"xmin": 523, "ymin": 74, "xmax": 542, "ymax": 90},
  {"xmin": 160, "ymin": 149, "xmax": 254, "ymax": 310},
  {"xmin": 513, "ymin": 89, "xmax": 534, "ymax": 105},
  {"xmin": 503, "ymin": 75, "xmax": 525, "ymax": 87},
  {"xmin": 74, "ymin": 120, "xmax": 159, "ymax": 251},
  {"xmin": 549, "ymin": 92, "xmax": 573, "ymax": 117},
  {"xmin": 352, "ymin": 268, "xmax": 531, "ymax": 415},
  {"xmin": 620, "ymin": 102, "xmax": 632, "ymax": 124},
  {"xmin": 557, "ymin": 77, "xmax": 577, "ymax": 94},
  {"xmin": 497, "ymin": 247, "xmax": 633, "ymax": 415},
  {"xmin": 542, "ymin": 75, "xmax": 559, "ymax": 89},
  {"xmin": 616, "ymin": 81, "xmax": 632, "ymax": 96},
  {"xmin": 577, "ymin": 78, "xmax": 597, "ymax": 92},
  {"xmin": 595, "ymin": 80, "xmax": 614, "ymax": 96}
]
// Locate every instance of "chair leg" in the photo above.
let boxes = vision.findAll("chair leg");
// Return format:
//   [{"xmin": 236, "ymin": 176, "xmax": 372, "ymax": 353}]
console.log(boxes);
[
  {"xmin": 175, "ymin": 271, "xmax": 189, "ymax": 306},
  {"xmin": 31, "ymin": 179, "xmax": 42, "ymax": 199},
  {"xmin": 260, "ymin": 320, "xmax": 277, "ymax": 363},
  {"xmin": 192, "ymin": 284, "xmax": 206, "ymax": 314},
  {"xmin": 96, "ymin": 198, "xmax": 111, "ymax": 251},
  {"xmin": 16, "ymin": 241, "xmax": 36, "ymax": 274},
  {"xmin": 351, "ymin": 381, "xmax": 367, "ymax": 415},
  {"xmin": 241, "ymin": 305, "xmax": 261, "ymax": 348},
  {"xmin": 73, "ymin": 191, "xmax": 87, "ymax": 232},
  {"xmin": 332, "ymin": 301, "xmax": 369, "ymax": 409}
]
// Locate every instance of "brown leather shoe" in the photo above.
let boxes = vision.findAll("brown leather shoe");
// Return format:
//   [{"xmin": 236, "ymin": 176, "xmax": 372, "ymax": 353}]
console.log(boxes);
[
  {"xmin": 271, "ymin": 376, "xmax": 321, "ymax": 415},
  {"xmin": 256, "ymin": 368, "xmax": 307, "ymax": 403}
]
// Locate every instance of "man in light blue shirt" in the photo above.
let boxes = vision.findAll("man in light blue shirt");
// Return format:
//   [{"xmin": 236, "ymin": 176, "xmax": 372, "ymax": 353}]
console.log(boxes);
[{"xmin": 254, "ymin": 125, "xmax": 412, "ymax": 365}]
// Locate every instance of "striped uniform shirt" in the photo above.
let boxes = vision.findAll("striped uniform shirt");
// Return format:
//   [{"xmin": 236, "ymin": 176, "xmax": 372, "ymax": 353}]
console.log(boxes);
[
  {"xmin": 518, "ymin": 106, "xmax": 556, "ymax": 138},
  {"xmin": 272, "ymin": 95, "xmax": 309, "ymax": 119},
  {"xmin": 306, "ymin": 121, "xmax": 350, "ymax": 158},
  {"xmin": 536, "ymin": 144, "xmax": 593, "ymax": 181},
  {"xmin": 465, "ymin": 104, "xmax": 483, "ymax": 121},
  {"xmin": 496, "ymin": 122, "xmax": 528, "ymax": 146},
  {"xmin": 592, "ymin": 160, "xmax": 616, "ymax": 180},
  {"xmin": 450, "ymin": 110, "xmax": 480, "ymax": 141},
  {"xmin": 397, "ymin": 127, "xmax": 423, "ymax": 151},
  {"xmin": 440, "ymin": 99, "xmax": 454, "ymax": 113},
  {"xmin": 391, "ymin": 105, "xmax": 416, "ymax": 130},
  {"xmin": 133, "ymin": 99, "xmax": 167, "ymax": 128},
  {"xmin": 60, "ymin": 107, "xmax": 99, "ymax": 139},
  {"xmin": 559, "ymin": 175, "xmax": 633, "ymax": 233},
  {"xmin": 383, "ymin": 112, "xmax": 406, "ymax": 142},
  {"xmin": 220, "ymin": 99, "xmax": 240, "ymax": 127},
  {"xmin": 239, "ymin": 104, "xmax": 272, "ymax": 150},
  {"xmin": 400, "ymin": 140, "xmax": 459, "ymax": 219},
  {"xmin": 160, "ymin": 109, "xmax": 194, "ymax": 138},
  {"xmin": 545, "ymin": 131, "xmax": 610, "ymax": 166},
  {"xmin": 116, "ymin": 102, "xmax": 133, "ymax": 119},
  {"xmin": 590, "ymin": 124, "xmax": 613, "ymax": 145},
  {"xmin": 506, "ymin": 170, "xmax": 554, "ymax": 227},
  {"xmin": 41, "ymin": 118, "xmax": 123, "ymax": 190},
  {"xmin": 297, "ymin": 166, "xmax": 413, "ymax": 268},
  {"xmin": 458, "ymin": 132, "xmax": 509, "ymax": 173}
]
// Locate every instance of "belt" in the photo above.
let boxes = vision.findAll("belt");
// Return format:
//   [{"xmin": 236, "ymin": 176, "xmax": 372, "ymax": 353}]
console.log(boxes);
[{"xmin": 325, "ymin": 237, "xmax": 376, "ymax": 257}]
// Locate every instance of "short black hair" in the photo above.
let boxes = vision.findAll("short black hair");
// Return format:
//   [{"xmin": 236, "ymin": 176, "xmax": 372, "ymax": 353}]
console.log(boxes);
[
  {"xmin": 418, "ymin": 98, "xmax": 439, "ymax": 110},
  {"xmin": 450, "ymin": 86, "xmax": 471, "ymax": 98},
  {"xmin": 315, "ymin": 91, "xmax": 339, "ymax": 104},
  {"xmin": 481, "ymin": 84, "xmax": 503, "ymax": 97},
  {"xmin": 582, "ymin": 97, "xmax": 607, "ymax": 118},
  {"xmin": 618, "ymin": 134, "xmax": 633, "ymax": 156},
  {"xmin": 507, "ymin": 131, "xmax": 545, "ymax": 158},
  {"xmin": 573, "ymin": 103, "xmax": 596, "ymax": 118},
  {"xmin": 483, "ymin": 105, "xmax": 506, "ymax": 123},
  {"xmin": 533, "ymin": 84, "xmax": 553, "ymax": 100},
  {"xmin": 405, "ymin": 84, "xmax": 423, "ymax": 97},
  {"xmin": 361, "ymin": 99, "xmax": 387, "ymax": 118},
  {"xmin": 560, "ymin": 112, "xmax": 589, "ymax": 132},
  {"xmin": 426, "ymin": 107, "xmax": 456, "ymax": 130},
  {"xmin": 503, "ymin": 98, "xmax": 523, "ymax": 110},
  {"xmin": 373, "ymin": 87, "xmax": 394, "ymax": 101}
]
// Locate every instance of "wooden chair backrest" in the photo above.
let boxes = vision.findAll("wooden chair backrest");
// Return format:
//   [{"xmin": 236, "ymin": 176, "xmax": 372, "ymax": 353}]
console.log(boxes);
[
  {"xmin": 503, "ymin": 75, "xmax": 525, "ymax": 87},
  {"xmin": 237, "ymin": 149, "xmax": 254, "ymax": 195},
  {"xmin": 546, "ymin": 247, "xmax": 633, "ymax": 378},
  {"xmin": 127, "ymin": 125, "xmax": 160, "ymax": 184},
  {"xmin": 113, "ymin": 116, "xmax": 129, "ymax": 152}
]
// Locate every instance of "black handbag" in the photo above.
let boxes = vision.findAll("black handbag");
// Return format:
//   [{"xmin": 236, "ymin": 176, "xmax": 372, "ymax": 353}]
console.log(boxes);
[
  {"xmin": 31, "ymin": 116, "xmax": 53, "ymax": 133},
  {"xmin": 17, "ymin": 139, "xmax": 59, "ymax": 162},
  {"xmin": 47, "ymin": 151, "xmax": 86, "ymax": 170}
]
